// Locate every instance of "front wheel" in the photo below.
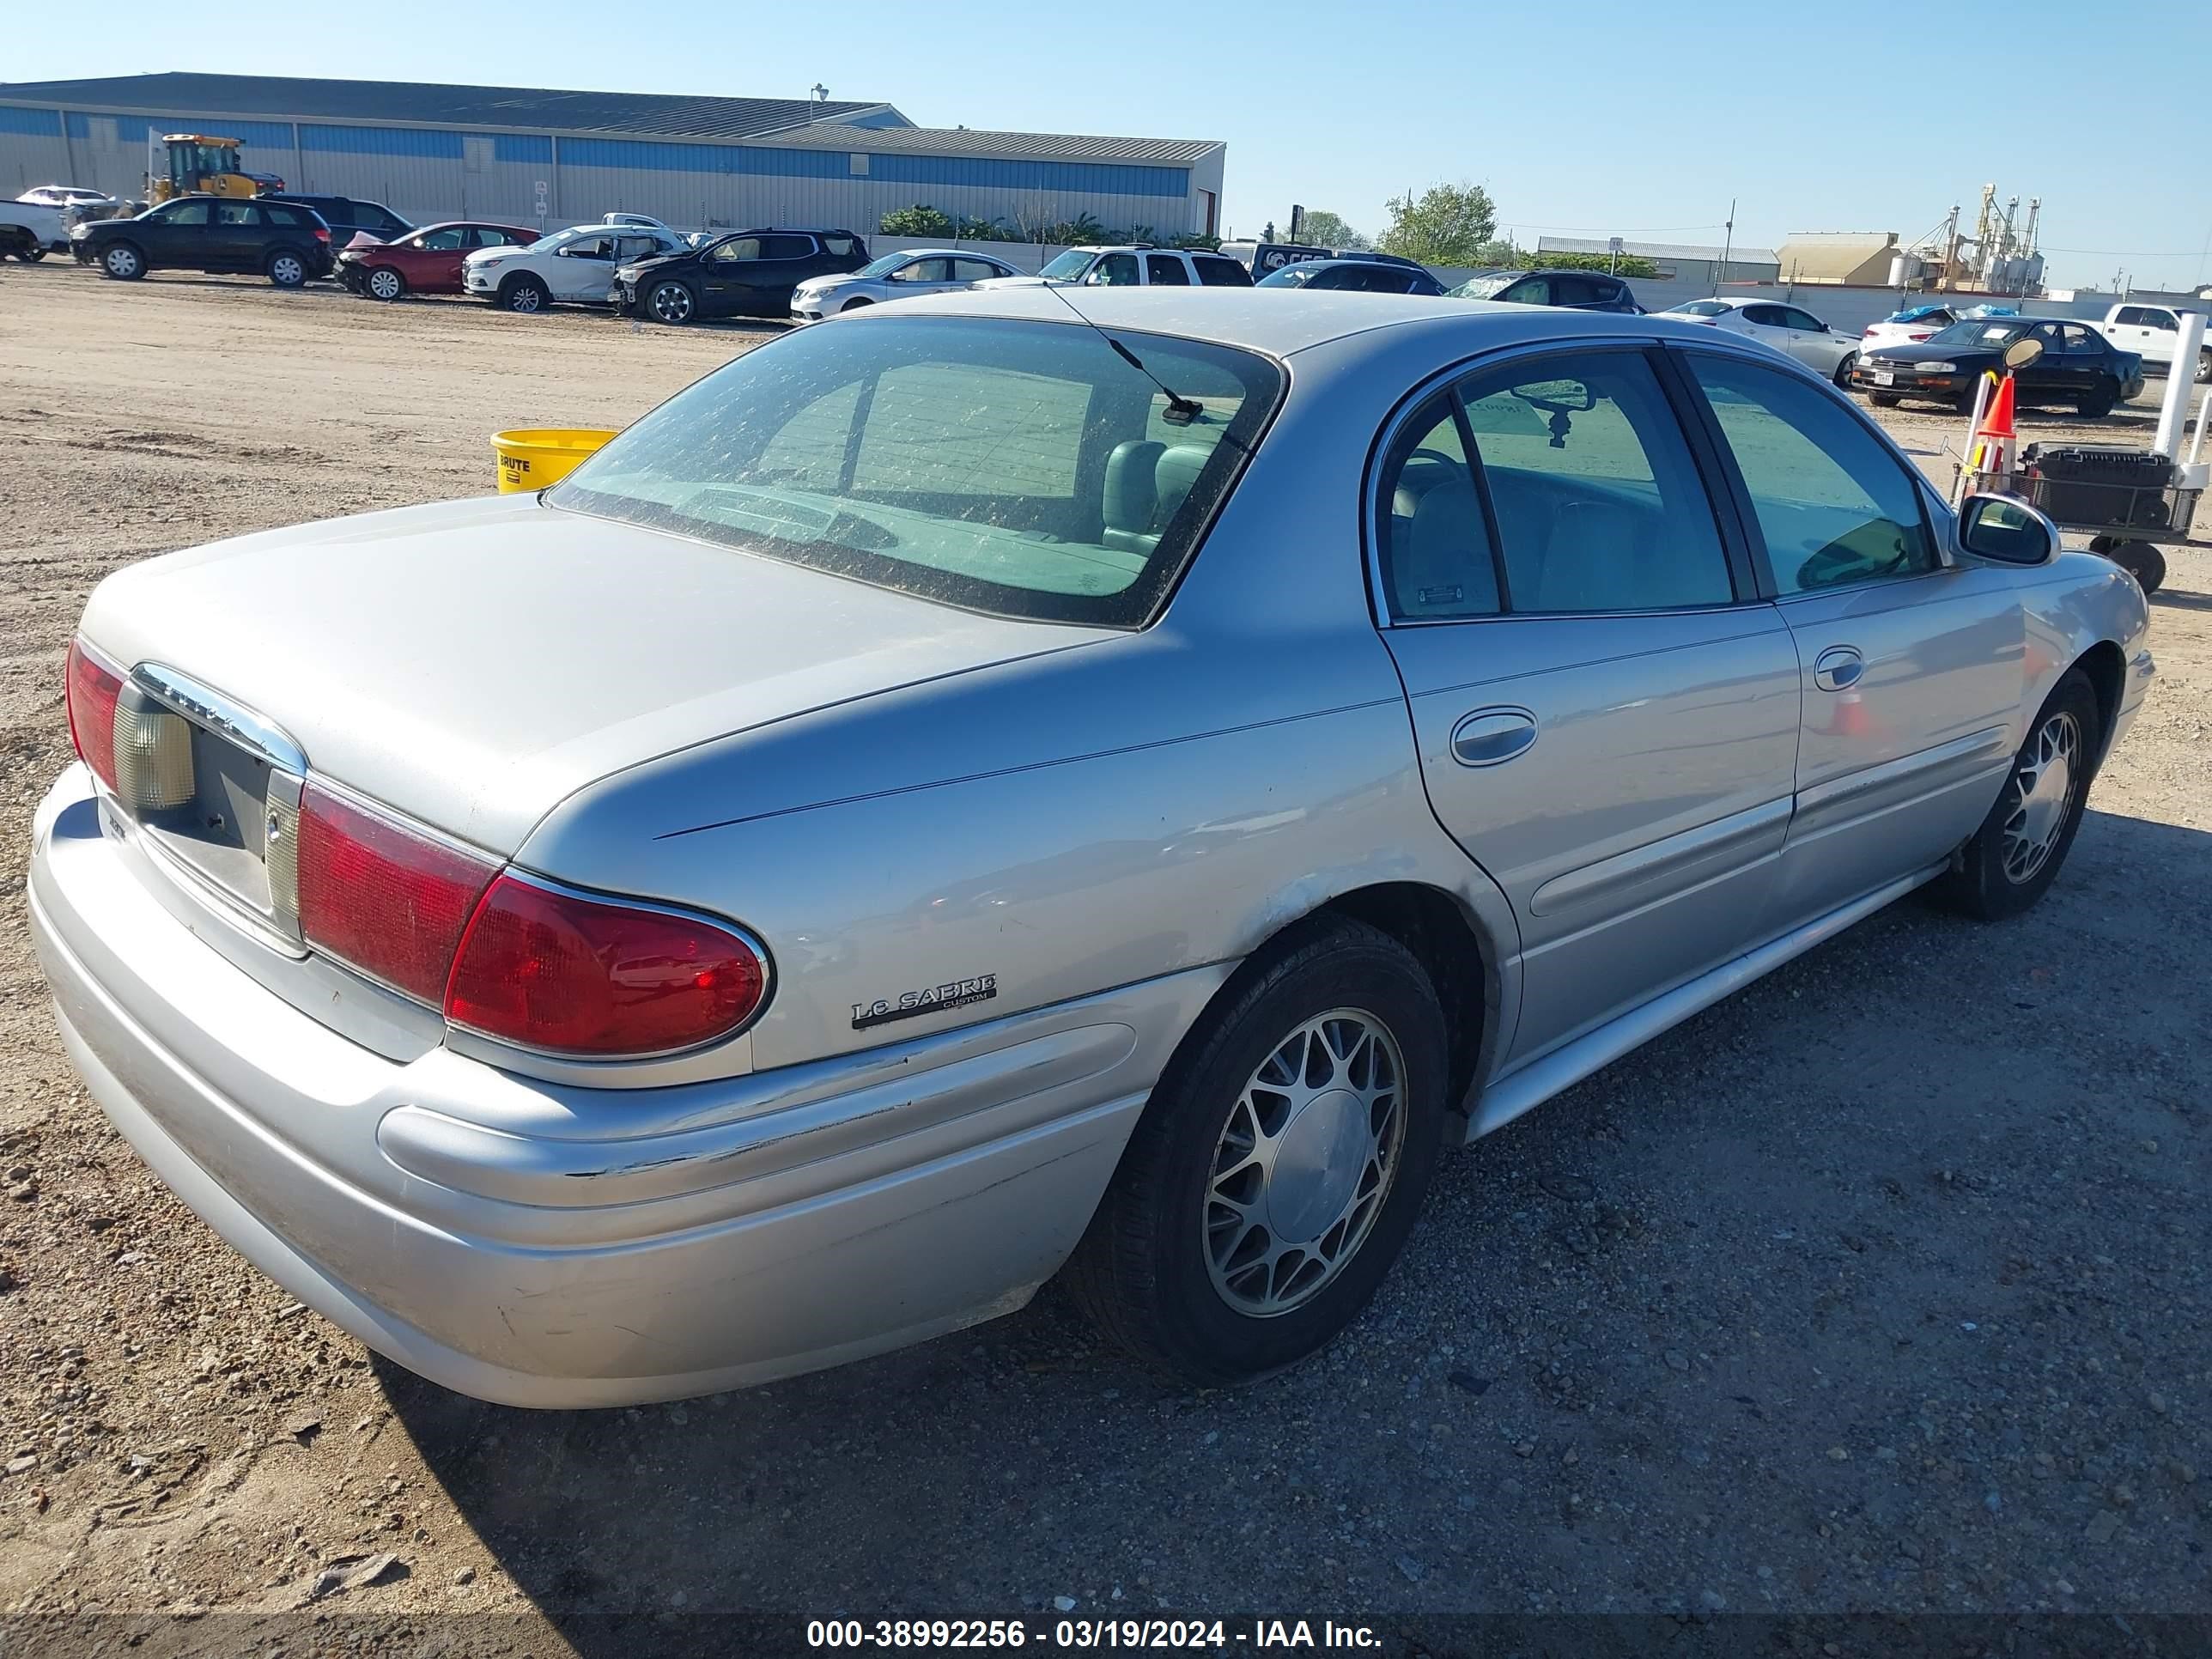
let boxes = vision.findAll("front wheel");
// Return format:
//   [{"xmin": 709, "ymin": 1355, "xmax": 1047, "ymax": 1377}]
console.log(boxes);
[
  {"xmin": 266, "ymin": 249, "xmax": 308, "ymax": 289},
  {"xmin": 1928, "ymin": 669, "xmax": 2101, "ymax": 921},
  {"xmin": 839, "ymin": 296, "xmax": 873, "ymax": 312},
  {"xmin": 646, "ymin": 280, "xmax": 696, "ymax": 325},
  {"xmin": 364, "ymin": 264, "xmax": 406, "ymax": 301},
  {"xmin": 1869, "ymin": 391, "xmax": 1901, "ymax": 408},
  {"xmin": 1832, "ymin": 352, "xmax": 1857, "ymax": 388},
  {"xmin": 1065, "ymin": 915, "xmax": 1449, "ymax": 1385},
  {"xmin": 500, "ymin": 274, "xmax": 549, "ymax": 313},
  {"xmin": 101, "ymin": 242, "xmax": 144, "ymax": 280},
  {"xmin": 16, "ymin": 245, "xmax": 48, "ymax": 263}
]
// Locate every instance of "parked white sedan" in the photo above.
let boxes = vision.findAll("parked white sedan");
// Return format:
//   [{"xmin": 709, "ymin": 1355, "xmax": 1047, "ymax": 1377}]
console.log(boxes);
[
  {"xmin": 790, "ymin": 246, "xmax": 1021, "ymax": 321},
  {"xmin": 1656, "ymin": 298, "xmax": 1860, "ymax": 384}
]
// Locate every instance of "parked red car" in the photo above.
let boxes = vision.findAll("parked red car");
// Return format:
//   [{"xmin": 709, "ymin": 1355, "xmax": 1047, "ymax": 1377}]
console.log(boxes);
[{"xmin": 337, "ymin": 222, "xmax": 542, "ymax": 300}]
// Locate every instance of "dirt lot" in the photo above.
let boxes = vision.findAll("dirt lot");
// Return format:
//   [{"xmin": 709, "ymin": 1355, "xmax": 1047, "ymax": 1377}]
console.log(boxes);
[{"xmin": 2, "ymin": 264, "xmax": 2208, "ymax": 1656}]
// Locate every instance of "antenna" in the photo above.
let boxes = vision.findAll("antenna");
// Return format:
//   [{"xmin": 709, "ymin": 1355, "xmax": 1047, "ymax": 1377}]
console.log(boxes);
[{"xmin": 1036, "ymin": 281, "xmax": 1204, "ymax": 425}]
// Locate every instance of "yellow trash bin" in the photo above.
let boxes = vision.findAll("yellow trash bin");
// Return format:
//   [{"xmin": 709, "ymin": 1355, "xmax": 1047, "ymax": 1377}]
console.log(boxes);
[{"xmin": 490, "ymin": 428, "xmax": 617, "ymax": 494}]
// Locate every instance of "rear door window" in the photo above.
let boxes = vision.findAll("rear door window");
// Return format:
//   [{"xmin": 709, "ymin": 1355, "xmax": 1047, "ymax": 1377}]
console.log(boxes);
[
  {"xmin": 951, "ymin": 258, "xmax": 1005, "ymax": 283},
  {"xmin": 418, "ymin": 227, "xmax": 467, "ymax": 251},
  {"xmin": 1144, "ymin": 254, "xmax": 1191, "ymax": 285},
  {"xmin": 1192, "ymin": 255, "xmax": 1254, "ymax": 287},
  {"xmin": 213, "ymin": 201, "xmax": 257, "ymax": 225},
  {"xmin": 758, "ymin": 234, "xmax": 817, "ymax": 262}
]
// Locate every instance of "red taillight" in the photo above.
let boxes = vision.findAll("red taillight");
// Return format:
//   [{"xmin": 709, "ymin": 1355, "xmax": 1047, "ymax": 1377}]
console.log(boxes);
[
  {"xmin": 313, "ymin": 226, "xmax": 330, "ymax": 242},
  {"xmin": 295, "ymin": 785, "xmax": 500, "ymax": 1004},
  {"xmin": 1908, "ymin": 330, "xmax": 1934, "ymax": 341},
  {"xmin": 65, "ymin": 637, "xmax": 123, "ymax": 791},
  {"xmin": 446, "ymin": 876, "xmax": 768, "ymax": 1057}
]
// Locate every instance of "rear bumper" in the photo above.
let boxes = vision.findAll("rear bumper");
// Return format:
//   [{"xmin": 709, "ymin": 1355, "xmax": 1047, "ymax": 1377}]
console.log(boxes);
[{"xmin": 30, "ymin": 767, "xmax": 1215, "ymax": 1407}]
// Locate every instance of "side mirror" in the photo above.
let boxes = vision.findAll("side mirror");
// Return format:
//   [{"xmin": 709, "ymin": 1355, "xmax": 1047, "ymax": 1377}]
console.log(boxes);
[
  {"xmin": 2002, "ymin": 337, "xmax": 2045, "ymax": 369},
  {"xmin": 1960, "ymin": 493, "xmax": 2057, "ymax": 565}
]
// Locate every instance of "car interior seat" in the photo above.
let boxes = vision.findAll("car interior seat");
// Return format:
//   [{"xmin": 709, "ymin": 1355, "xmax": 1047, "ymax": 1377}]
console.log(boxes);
[{"xmin": 1102, "ymin": 441, "xmax": 1212, "ymax": 554}]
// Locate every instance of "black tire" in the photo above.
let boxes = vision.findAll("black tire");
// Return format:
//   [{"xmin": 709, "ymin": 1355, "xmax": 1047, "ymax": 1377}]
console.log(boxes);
[
  {"xmin": 1065, "ymin": 914, "xmax": 1449, "ymax": 1386},
  {"xmin": 2105, "ymin": 542, "xmax": 2166, "ymax": 595},
  {"xmin": 17, "ymin": 245, "xmax": 48, "ymax": 263},
  {"xmin": 1869, "ymin": 392, "xmax": 1901, "ymax": 409},
  {"xmin": 265, "ymin": 248, "xmax": 309, "ymax": 289},
  {"xmin": 2196, "ymin": 347, "xmax": 2211, "ymax": 387},
  {"xmin": 1832, "ymin": 352, "xmax": 1857, "ymax": 388},
  {"xmin": 100, "ymin": 241, "xmax": 145, "ymax": 280},
  {"xmin": 2077, "ymin": 380, "xmax": 2117, "ymax": 419},
  {"xmin": 500, "ymin": 274, "xmax": 549, "ymax": 313},
  {"xmin": 645, "ymin": 279, "xmax": 696, "ymax": 325},
  {"xmin": 363, "ymin": 264, "xmax": 406, "ymax": 301},
  {"xmin": 1927, "ymin": 669, "xmax": 2101, "ymax": 921}
]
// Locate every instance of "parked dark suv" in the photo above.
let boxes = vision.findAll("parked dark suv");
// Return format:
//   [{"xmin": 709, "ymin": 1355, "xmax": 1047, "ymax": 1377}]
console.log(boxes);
[
  {"xmin": 72, "ymin": 195, "xmax": 333, "ymax": 286},
  {"xmin": 264, "ymin": 194, "xmax": 413, "ymax": 246},
  {"xmin": 1448, "ymin": 268, "xmax": 1643, "ymax": 313},
  {"xmin": 614, "ymin": 228, "xmax": 869, "ymax": 325}
]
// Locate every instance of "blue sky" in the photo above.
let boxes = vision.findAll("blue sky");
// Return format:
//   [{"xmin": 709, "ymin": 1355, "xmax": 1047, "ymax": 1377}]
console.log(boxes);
[{"xmin": 10, "ymin": 0, "xmax": 2209, "ymax": 290}]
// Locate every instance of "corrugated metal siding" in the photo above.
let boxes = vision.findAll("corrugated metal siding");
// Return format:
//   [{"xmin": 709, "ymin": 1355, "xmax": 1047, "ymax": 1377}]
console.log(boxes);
[
  {"xmin": 299, "ymin": 124, "xmax": 463, "ymax": 159},
  {"xmin": 494, "ymin": 133, "xmax": 552, "ymax": 165},
  {"xmin": 869, "ymin": 154, "xmax": 1187, "ymax": 199},
  {"xmin": 0, "ymin": 104, "xmax": 63, "ymax": 137},
  {"xmin": 557, "ymin": 137, "xmax": 847, "ymax": 177}
]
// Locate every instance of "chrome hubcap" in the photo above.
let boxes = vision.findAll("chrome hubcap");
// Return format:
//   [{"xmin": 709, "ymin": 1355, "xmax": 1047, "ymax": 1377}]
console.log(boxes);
[
  {"xmin": 652, "ymin": 284, "xmax": 691, "ymax": 322},
  {"xmin": 2001, "ymin": 710, "xmax": 2079, "ymax": 883},
  {"xmin": 1205, "ymin": 1010, "xmax": 1404, "ymax": 1316}
]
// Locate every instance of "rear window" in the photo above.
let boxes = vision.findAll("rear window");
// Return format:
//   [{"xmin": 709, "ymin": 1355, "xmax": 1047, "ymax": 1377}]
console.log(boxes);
[
  {"xmin": 262, "ymin": 204, "xmax": 308, "ymax": 227},
  {"xmin": 1193, "ymin": 255, "xmax": 1254, "ymax": 287},
  {"xmin": 550, "ymin": 316, "xmax": 1282, "ymax": 628}
]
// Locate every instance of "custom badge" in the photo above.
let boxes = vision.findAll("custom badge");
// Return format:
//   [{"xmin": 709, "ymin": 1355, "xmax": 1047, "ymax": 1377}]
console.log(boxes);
[{"xmin": 852, "ymin": 973, "xmax": 998, "ymax": 1030}]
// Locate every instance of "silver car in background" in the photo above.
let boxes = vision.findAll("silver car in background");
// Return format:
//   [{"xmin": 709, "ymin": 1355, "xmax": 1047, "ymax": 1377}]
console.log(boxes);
[
  {"xmin": 790, "ymin": 246, "xmax": 1020, "ymax": 320},
  {"xmin": 31, "ymin": 291, "xmax": 2152, "ymax": 1407}
]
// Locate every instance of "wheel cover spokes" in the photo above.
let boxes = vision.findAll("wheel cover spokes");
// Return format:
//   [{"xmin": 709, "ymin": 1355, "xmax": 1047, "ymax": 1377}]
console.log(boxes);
[
  {"xmin": 653, "ymin": 284, "xmax": 690, "ymax": 322},
  {"xmin": 369, "ymin": 269, "xmax": 399, "ymax": 297},
  {"xmin": 1999, "ymin": 710, "xmax": 2080, "ymax": 883},
  {"xmin": 1203, "ymin": 1009, "xmax": 1405, "ymax": 1317}
]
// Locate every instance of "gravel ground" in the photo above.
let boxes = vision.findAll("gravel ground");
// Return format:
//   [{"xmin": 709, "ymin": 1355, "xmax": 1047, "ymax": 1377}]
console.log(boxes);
[{"xmin": 1, "ymin": 264, "xmax": 2207, "ymax": 1656}]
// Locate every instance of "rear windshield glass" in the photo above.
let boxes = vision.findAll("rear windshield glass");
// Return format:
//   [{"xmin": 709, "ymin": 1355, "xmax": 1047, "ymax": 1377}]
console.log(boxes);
[{"xmin": 550, "ymin": 316, "xmax": 1283, "ymax": 628}]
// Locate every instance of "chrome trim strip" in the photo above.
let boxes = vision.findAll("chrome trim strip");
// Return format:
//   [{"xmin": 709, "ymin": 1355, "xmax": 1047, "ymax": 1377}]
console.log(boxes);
[
  {"xmin": 1528, "ymin": 796, "xmax": 1792, "ymax": 917},
  {"xmin": 129, "ymin": 663, "xmax": 307, "ymax": 775},
  {"xmin": 1467, "ymin": 860, "xmax": 1945, "ymax": 1141}
]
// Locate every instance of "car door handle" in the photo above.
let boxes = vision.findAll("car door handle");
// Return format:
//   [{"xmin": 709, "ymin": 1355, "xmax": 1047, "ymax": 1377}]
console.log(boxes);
[
  {"xmin": 1450, "ymin": 707, "xmax": 1539, "ymax": 767},
  {"xmin": 1812, "ymin": 647, "xmax": 1864, "ymax": 692}
]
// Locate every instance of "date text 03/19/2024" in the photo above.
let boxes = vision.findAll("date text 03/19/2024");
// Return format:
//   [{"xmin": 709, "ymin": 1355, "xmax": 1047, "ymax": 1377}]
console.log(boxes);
[{"xmin": 805, "ymin": 1620, "xmax": 1382, "ymax": 1649}]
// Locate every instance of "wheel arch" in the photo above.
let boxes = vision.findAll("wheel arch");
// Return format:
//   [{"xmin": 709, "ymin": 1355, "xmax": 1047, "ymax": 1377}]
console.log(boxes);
[{"xmin": 2072, "ymin": 638, "xmax": 2127, "ymax": 763}]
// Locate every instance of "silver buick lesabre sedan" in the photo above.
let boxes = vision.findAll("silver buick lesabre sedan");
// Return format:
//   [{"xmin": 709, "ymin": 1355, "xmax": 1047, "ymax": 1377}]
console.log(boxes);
[{"xmin": 32, "ymin": 290, "xmax": 2154, "ymax": 1407}]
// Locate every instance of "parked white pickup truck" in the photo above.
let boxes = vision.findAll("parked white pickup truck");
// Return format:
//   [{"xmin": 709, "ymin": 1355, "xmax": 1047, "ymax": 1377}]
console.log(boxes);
[
  {"xmin": 2090, "ymin": 302, "xmax": 2209, "ymax": 381},
  {"xmin": 0, "ymin": 198, "xmax": 70, "ymax": 260}
]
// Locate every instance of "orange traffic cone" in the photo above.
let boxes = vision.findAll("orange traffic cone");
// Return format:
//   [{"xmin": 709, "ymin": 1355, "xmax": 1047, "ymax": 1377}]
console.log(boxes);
[{"xmin": 1968, "ymin": 374, "xmax": 2019, "ymax": 483}]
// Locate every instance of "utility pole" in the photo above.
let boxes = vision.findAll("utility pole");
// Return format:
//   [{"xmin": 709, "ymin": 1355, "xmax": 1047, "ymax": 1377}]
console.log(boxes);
[{"xmin": 1715, "ymin": 198, "xmax": 1735, "ymax": 296}]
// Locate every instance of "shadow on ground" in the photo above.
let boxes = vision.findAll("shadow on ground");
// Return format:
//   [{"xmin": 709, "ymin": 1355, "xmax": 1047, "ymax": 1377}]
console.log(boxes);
[{"xmin": 384, "ymin": 808, "xmax": 2212, "ymax": 1650}]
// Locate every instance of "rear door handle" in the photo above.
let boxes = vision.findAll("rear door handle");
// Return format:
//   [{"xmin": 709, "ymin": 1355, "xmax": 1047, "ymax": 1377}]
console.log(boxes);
[
  {"xmin": 1813, "ymin": 646, "xmax": 1864, "ymax": 692},
  {"xmin": 1450, "ymin": 707, "xmax": 1539, "ymax": 767}
]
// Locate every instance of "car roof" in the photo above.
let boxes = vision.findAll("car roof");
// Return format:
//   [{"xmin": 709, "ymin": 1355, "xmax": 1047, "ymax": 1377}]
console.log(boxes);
[
  {"xmin": 864, "ymin": 286, "xmax": 1726, "ymax": 359},
  {"xmin": 883, "ymin": 246, "xmax": 1012, "ymax": 260}
]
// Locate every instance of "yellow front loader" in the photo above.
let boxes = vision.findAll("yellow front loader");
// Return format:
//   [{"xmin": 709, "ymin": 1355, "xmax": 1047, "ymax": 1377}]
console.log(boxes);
[{"xmin": 147, "ymin": 135, "xmax": 286, "ymax": 204}]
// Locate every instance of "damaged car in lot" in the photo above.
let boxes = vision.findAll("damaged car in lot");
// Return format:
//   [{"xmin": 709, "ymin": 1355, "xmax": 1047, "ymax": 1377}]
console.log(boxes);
[{"xmin": 33, "ymin": 291, "xmax": 2153, "ymax": 1407}]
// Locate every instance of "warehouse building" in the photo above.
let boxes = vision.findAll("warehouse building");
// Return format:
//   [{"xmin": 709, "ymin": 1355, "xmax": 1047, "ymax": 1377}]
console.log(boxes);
[
  {"xmin": 0, "ymin": 73, "xmax": 1226, "ymax": 240},
  {"xmin": 1535, "ymin": 235, "xmax": 1781, "ymax": 287}
]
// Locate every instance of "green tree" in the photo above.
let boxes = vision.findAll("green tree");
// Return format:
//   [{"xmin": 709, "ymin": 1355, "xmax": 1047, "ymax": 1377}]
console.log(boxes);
[
  {"xmin": 1376, "ymin": 182, "xmax": 1498, "ymax": 266},
  {"xmin": 1471, "ymin": 237, "xmax": 1522, "ymax": 267},
  {"xmin": 1299, "ymin": 209, "xmax": 1369, "ymax": 251}
]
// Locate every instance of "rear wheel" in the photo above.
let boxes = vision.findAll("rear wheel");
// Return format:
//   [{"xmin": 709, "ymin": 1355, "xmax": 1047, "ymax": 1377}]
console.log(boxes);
[
  {"xmin": 2077, "ymin": 380, "xmax": 2117, "ymax": 419},
  {"xmin": 2196, "ymin": 347, "xmax": 2211, "ymax": 386},
  {"xmin": 1869, "ymin": 391, "xmax": 1901, "ymax": 408},
  {"xmin": 266, "ymin": 249, "xmax": 308, "ymax": 289},
  {"xmin": 500, "ymin": 274, "xmax": 549, "ymax": 313},
  {"xmin": 364, "ymin": 264, "xmax": 406, "ymax": 301},
  {"xmin": 1928, "ymin": 669, "xmax": 2100, "ymax": 921},
  {"xmin": 16, "ymin": 245, "xmax": 47, "ymax": 263},
  {"xmin": 100, "ymin": 242, "xmax": 144, "ymax": 280},
  {"xmin": 646, "ymin": 280, "xmax": 696, "ymax": 325},
  {"xmin": 1065, "ymin": 915, "xmax": 1449, "ymax": 1385}
]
